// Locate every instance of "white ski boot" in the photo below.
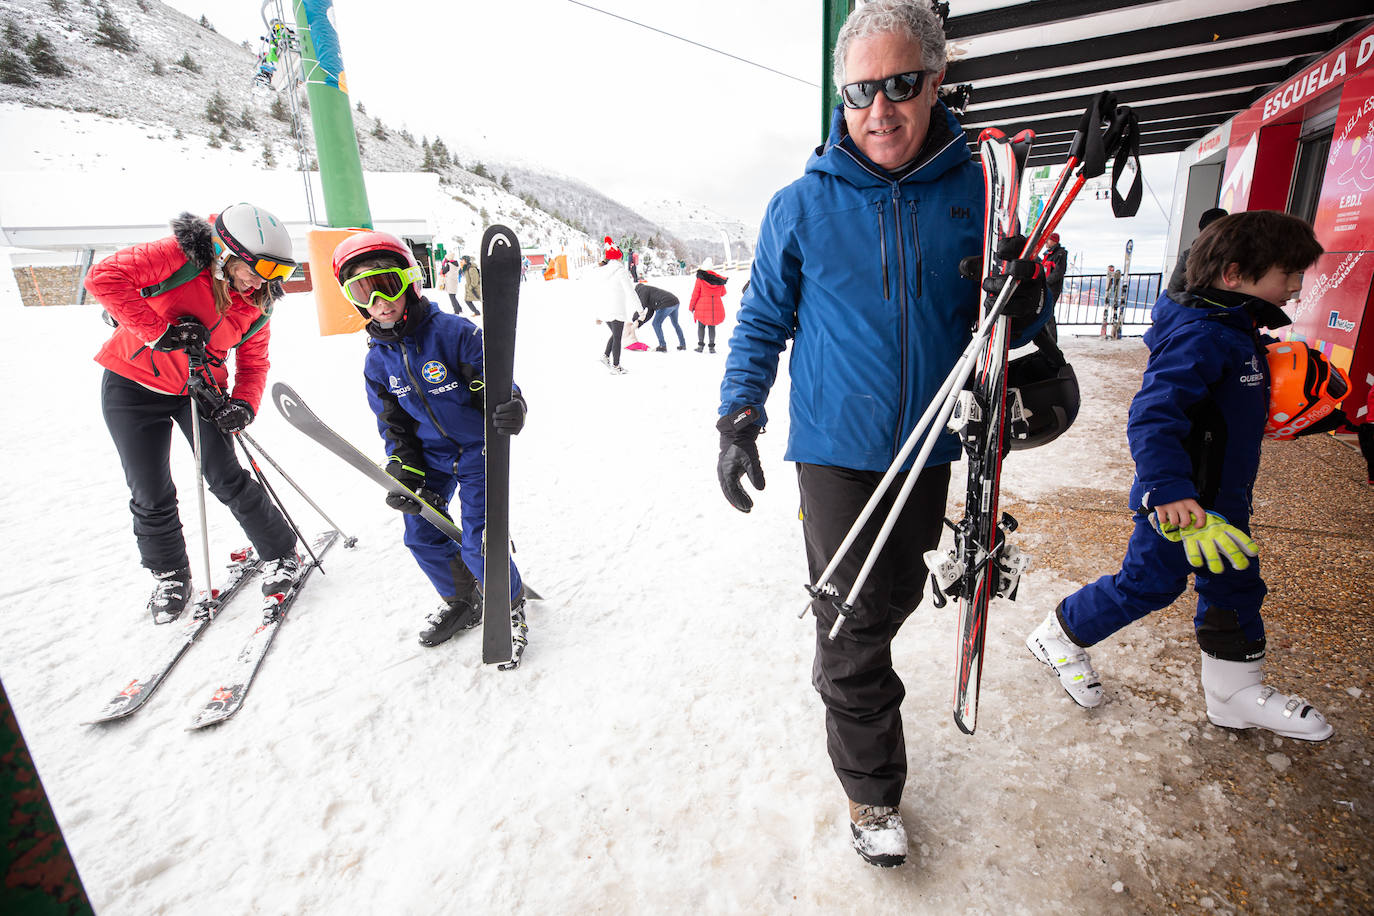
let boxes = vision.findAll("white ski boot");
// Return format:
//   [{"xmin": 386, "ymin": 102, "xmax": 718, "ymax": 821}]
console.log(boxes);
[
  {"xmin": 848, "ymin": 800, "xmax": 906, "ymax": 867},
  {"xmin": 1200, "ymin": 653, "xmax": 1333, "ymax": 741},
  {"xmin": 1026, "ymin": 609, "xmax": 1104, "ymax": 708}
]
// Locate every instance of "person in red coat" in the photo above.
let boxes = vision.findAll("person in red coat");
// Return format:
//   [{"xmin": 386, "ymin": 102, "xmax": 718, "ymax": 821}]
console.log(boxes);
[
  {"xmin": 689, "ymin": 258, "xmax": 728, "ymax": 353},
  {"xmin": 87, "ymin": 204, "xmax": 301, "ymax": 623}
]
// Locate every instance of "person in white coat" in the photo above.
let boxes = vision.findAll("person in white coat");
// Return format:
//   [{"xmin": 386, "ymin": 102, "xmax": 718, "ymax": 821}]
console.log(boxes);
[{"xmin": 592, "ymin": 248, "xmax": 641, "ymax": 375}]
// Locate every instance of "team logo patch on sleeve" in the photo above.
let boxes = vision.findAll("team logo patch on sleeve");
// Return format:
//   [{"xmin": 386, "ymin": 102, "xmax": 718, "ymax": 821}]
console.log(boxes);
[{"xmin": 421, "ymin": 361, "xmax": 447, "ymax": 383}]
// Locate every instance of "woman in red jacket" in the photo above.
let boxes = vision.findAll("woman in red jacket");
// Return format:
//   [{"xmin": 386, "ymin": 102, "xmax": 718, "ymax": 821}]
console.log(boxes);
[
  {"xmin": 689, "ymin": 258, "xmax": 728, "ymax": 353},
  {"xmin": 87, "ymin": 204, "xmax": 301, "ymax": 623}
]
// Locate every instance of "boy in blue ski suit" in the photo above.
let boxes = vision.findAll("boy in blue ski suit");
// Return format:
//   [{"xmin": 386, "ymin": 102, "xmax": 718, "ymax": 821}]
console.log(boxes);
[
  {"xmin": 1025, "ymin": 210, "xmax": 1334, "ymax": 741},
  {"xmin": 332, "ymin": 232, "xmax": 527, "ymax": 650}
]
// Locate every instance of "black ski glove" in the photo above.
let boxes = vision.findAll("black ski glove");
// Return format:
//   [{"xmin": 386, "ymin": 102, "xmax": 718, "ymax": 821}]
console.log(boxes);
[
  {"xmin": 983, "ymin": 234, "xmax": 1046, "ymax": 320},
  {"xmin": 716, "ymin": 405, "xmax": 766, "ymax": 513},
  {"xmin": 386, "ymin": 487, "xmax": 448, "ymax": 516},
  {"xmin": 211, "ymin": 397, "xmax": 255, "ymax": 434},
  {"xmin": 153, "ymin": 316, "xmax": 211, "ymax": 353},
  {"xmin": 492, "ymin": 396, "xmax": 526, "ymax": 436}
]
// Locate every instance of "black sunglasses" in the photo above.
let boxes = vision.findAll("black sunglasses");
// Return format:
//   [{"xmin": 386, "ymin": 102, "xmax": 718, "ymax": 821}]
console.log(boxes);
[{"xmin": 840, "ymin": 70, "xmax": 927, "ymax": 109}]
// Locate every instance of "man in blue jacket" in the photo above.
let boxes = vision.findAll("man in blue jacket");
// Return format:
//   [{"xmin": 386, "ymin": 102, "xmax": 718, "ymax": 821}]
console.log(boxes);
[
  {"xmin": 1025, "ymin": 210, "xmax": 1334, "ymax": 742},
  {"xmin": 332, "ymin": 232, "xmax": 528, "ymax": 653},
  {"xmin": 715, "ymin": 0, "xmax": 1045, "ymax": 868}
]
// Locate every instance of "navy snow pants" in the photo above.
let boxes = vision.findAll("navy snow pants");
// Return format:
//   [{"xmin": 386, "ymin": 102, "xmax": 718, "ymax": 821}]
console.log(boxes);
[
  {"xmin": 403, "ymin": 445, "xmax": 522, "ymax": 602},
  {"xmin": 1059, "ymin": 511, "xmax": 1267, "ymax": 661}
]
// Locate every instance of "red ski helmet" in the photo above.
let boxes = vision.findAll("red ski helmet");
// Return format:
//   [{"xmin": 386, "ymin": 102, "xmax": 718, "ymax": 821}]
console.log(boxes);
[{"xmin": 1264, "ymin": 341, "xmax": 1350, "ymax": 440}]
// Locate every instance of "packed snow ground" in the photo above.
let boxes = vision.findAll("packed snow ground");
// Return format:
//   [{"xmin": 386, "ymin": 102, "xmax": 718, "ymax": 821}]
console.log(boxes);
[{"xmin": 0, "ymin": 271, "xmax": 1331, "ymax": 914}]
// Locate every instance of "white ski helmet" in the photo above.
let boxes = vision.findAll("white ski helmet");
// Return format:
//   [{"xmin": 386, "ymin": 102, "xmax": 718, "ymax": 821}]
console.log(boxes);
[{"xmin": 211, "ymin": 202, "xmax": 297, "ymax": 282}]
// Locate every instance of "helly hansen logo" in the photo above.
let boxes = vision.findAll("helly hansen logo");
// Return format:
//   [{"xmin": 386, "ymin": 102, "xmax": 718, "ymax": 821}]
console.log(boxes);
[{"xmin": 950, "ymin": 206, "xmax": 971, "ymax": 219}]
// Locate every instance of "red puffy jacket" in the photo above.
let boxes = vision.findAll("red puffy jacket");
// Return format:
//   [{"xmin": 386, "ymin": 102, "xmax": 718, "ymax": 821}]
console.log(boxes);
[
  {"xmin": 88, "ymin": 236, "xmax": 273, "ymax": 412},
  {"xmin": 690, "ymin": 269, "xmax": 728, "ymax": 326}
]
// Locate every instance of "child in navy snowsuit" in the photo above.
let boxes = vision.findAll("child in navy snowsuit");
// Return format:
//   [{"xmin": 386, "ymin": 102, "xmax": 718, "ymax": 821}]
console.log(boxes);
[
  {"xmin": 1025, "ymin": 210, "xmax": 1334, "ymax": 741},
  {"xmin": 331, "ymin": 232, "xmax": 528, "ymax": 652}
]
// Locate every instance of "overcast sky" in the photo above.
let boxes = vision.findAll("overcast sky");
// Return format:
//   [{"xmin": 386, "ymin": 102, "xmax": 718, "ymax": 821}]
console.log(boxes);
[{"xmin": 159, "ymin": 0, "xmax": 1181, "ymax": 271}]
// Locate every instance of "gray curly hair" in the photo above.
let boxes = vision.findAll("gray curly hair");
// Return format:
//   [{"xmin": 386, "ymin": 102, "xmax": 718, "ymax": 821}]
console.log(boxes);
[{"xmin": 831, "ymin": 0, "xmax": 948, "ymax": 92}]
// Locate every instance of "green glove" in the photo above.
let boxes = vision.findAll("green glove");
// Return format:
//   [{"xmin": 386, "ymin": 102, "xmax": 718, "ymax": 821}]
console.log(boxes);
[{"xmin": 1155, "ymin": 511, "xmax": 1258, "ymax": 573}]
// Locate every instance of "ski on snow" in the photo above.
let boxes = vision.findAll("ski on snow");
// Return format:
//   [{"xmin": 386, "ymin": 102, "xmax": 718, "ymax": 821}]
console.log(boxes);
[
  {"xmin": 87, "ymin": 548, "xmax": 263, "ymax": 724},
  {"xmin": 187, "ymin": 530, "xmax": 340, "ymax": 729},
  {"xmin": 478, "ymin": 224, "xmax": 522, "ymax": 668}
]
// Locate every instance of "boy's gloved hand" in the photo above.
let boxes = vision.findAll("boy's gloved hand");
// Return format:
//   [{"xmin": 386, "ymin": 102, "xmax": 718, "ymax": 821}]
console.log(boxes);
[
  {"xmin": 386, "ymin": 488, "xmax": 448, "ymax": 516},
  {"xmin": 492, "ymin": 397, "xmax": 526, "ymax": 435},
  {"xmin": 1153, "ymin": 511, "xmax": 1258, "ymax": 573},
  {"xmin": 716, "ymin": 405, "xmax": 765, "ymax": 513}
]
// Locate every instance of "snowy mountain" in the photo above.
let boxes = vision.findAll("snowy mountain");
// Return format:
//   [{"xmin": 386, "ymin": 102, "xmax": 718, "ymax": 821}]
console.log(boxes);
[
  {"xmin": 0, "ymin": 0, "xmax": 714, "ymax": 260},
  {"xmin": 634, "ymin": 197, "xmax": 756, "ymax": 263}
]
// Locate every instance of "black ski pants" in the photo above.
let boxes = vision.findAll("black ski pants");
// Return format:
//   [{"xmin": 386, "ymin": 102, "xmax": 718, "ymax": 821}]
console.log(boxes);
[
  {"xmin": 101, "ymin": 370, "xmax": 296, "ymax": 573},
  {"xmin": 798, "ymin": 461, "xmax": 951, "ymax": 808},
  {"xmin": 603, "ymin": 319, "xmax": 624, "ymax": 367}
]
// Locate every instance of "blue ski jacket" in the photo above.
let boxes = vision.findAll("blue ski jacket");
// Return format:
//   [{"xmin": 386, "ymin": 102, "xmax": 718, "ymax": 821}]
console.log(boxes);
[
  {"xmin": 719, "ymin": 103, "xmax": 984, "ymax": 471},
  {"xmin": 363, "ymin": 300, "xmax": 491, "ymax": 479},
  {"xmin": 1127, "ymin": 288, "xmax": 1279, "ymax": 519}
]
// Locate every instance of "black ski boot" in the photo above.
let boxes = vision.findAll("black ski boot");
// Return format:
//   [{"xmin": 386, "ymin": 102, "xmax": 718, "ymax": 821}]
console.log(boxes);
[
  {"xmin": 148, "ymin": 566, "xmax": 193, "ymax": 624},
  {"xmin": 419, "ymin": 593, "xmax": 482, "ymax": 647}
]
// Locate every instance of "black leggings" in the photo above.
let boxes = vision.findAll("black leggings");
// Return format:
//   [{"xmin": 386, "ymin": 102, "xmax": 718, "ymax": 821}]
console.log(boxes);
[
  {"xmin": 697, "ymin": 323, "xmax": 717, "ymax": 346},
  {"xmin": 603, "ymin": 320, "xmax": 624, "ymax": 366},
  {"xmin": 101, "ymin": 371, "xmax": 296, "ymax": 572}
]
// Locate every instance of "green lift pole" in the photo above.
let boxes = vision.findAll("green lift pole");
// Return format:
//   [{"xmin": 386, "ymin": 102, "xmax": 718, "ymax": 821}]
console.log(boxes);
[
  {"xmin": 293, "ymin": 0, "xmax": 372, "ymax": 228},
  {"xmin": 822, "ymin": 0, "xmax": 853, "ymax": 143}
]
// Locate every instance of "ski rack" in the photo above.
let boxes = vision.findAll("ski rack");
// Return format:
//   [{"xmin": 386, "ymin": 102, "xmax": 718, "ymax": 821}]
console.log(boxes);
[{"xmin": 803, "ymin": 91, "xmax": 1141, "ymax": 640}]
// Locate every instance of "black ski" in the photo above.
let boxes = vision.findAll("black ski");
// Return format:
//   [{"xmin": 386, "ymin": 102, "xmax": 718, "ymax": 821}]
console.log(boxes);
[
  {"xmin": 86, "ymin": 548, "xmax": 262, "ymax": 724},
  {"xmin": 479, "ymin": 224, "xmax": 521, "ymax": 667},
  {"xmin": 272, "ymin": 382, "xmax": 463, "ymax": 543},
  {"xmin": 187, "ymin": 530, "xmax": 340, "ymax": 729}
]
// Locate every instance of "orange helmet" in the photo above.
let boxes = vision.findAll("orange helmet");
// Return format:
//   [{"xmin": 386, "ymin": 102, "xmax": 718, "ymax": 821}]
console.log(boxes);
[{"xmin": 1263, "ymin": 342, "xmax": 1349, "ymax": 440}]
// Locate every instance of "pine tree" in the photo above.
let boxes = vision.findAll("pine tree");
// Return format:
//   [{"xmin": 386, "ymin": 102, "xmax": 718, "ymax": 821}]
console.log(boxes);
[
  {"xmin": 93, "ymin": 4, "xmax": 137, "ymax": 52},
  {"xmin": 197, "ymin": 14, "xmax": 215, "ymax": 32},
  {"xmin": 500, "ymin": 174, "xmax": 513, "ymax": 193},
  {"xmin": 473, "ymin": 162, "xmax": 492, "ymax": 180},
  {"xmin": 3, "ymin": 19, "xmax": 22, "ymax": 48},
  {"xmin": 26, "ymin": 33, "xmax": 67, "ymax": 76},
  {"xmin": 49, "ymin": 0, "xmax": 69, "ymax": 13},
  {"xmin": 205, "ymin": 90, "xmax": 228, "ymax": 125},
  {"xmin": 371, "ymin": 119, "xmax": 386, "ymax": 139},
  {"xmin": 355, "ymin": 100, "xmax": 365, "ymax": 114},
  {"xmin": 208, "ymin": 132, "xmax": 222, "ymax": 148},
  {"xmin": 420, "ymin": 145, "xmax": 438, "ymax": 173},
  {"xmin": 175, "ymin": 51, "xmax": 199, "ymax": 73},
  {"xmin": 432, "ymin": 137, "xmax": 451, "ymax": 167},
  {"xmin": 270, "ymin": 95, "xmax": 288, "ymax": 122},
  {"xmin": 262, "ymin": 142, "xmax": 277, "ymax": 168},
  {"xmin": 0, "ymin": 47, "xmax": 35, "ymax": 85},
  {"xmin": 240, "ymin": 107, "xmax": 256, "ymax": 130}
]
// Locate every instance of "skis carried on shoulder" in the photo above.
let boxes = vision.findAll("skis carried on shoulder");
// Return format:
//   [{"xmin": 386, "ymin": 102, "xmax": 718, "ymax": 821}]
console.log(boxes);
[
  {"xmin": 478, "ymin": 224, "xmax": 522, "ymax": 668},
  {"xmin": 86, "ymin": 548, "xmax": 263, "ymax": 724},
  {"xmin": 187, "ymin": 530, "xmax": 340, "ymax": 729}
]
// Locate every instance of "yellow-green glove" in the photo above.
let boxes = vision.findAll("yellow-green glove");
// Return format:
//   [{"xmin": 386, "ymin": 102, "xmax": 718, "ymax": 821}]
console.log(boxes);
[{"xmin": 1154, "ymin": 511, "xmax": 1258, "ymax": 573}]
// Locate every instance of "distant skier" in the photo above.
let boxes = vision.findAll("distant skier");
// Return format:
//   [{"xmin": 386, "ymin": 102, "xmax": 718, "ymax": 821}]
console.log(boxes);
[
  {"xmin": 636, "ymin": 281, "xmax": 686, "ymax": 351},
  {"xmin": 1025, "ymin": 210, "xmax": 1335, "ymax": 741},
  {"xmin": 459, "ymin": 254, "xmax": 481, "ymax": 316},
  {"xmin": 590, "ymin": 245, "xmax": 639, "ymax": 374},
  {"xmin": 331, "ymin": 231, "xmax": 528, "ymax": 649},
  {"xmin": 689, "ymin": 258, "xmax": 727, "ymax": 353},
  {"xmin": 714, "ymin": 0, "xmax": 1047, "ymax": 868},
  {"xmin": 86, "ymin": 204, "xmax": 302, "ymax": 623}
]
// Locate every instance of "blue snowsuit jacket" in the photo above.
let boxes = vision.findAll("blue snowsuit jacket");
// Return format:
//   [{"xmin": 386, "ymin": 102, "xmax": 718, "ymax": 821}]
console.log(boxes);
[
  {"xmin": 719, "ymin": 102, "xmax": 985, "ymax": 471},
  {"xmin": 363, "ymin": 300, "xmax": 489, "ymax": 477},
  {"xmin": 1127, "ymin": 288, "xmax": 1284, "ymax": 520}
]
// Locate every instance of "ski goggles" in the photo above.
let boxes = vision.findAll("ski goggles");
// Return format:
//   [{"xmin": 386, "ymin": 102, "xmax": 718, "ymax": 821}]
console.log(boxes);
[
  {"xmin": 840, "ymin": 70, "xmax": 928, "ymax": 109},
  {"xmin": 340, "ymin": 265, "xmax": 423, "ymax": 308}
]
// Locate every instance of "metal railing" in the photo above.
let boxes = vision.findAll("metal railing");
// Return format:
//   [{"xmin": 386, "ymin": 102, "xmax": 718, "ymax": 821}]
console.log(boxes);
[{"xmin": 1053, "ymin": 272, "xmax": 1163, "ymax": 329}]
